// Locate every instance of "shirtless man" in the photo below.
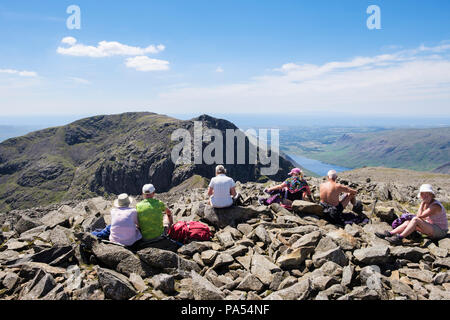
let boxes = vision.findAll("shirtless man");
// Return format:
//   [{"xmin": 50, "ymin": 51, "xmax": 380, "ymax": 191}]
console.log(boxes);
[{"xmin": 320, "ymin": 170, "xmax": 358, "ymax": 215}]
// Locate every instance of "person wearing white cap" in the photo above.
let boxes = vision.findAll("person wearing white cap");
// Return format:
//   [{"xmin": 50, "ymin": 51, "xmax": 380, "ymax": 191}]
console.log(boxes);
[
  {"xmin": 108, "ymin": 193, "xmax": 142, "ymax": 246},
  {"xmin": 207, "ymin": 165, "xmax": 240, "ymax": 208},
  {"xmin": 319, "ymin": 170, "xmax": 359, "ymax": 219},
  {"xmin": 378, "ymin": 184, "xmax": 448, "ymax": 245},
  {"xmin": 264, "ymin": 167, "xmax": 313, "ymax": 205},
  {"xmin": 132, "ymin": 184, "xmax": 178, "ymax": 251}
]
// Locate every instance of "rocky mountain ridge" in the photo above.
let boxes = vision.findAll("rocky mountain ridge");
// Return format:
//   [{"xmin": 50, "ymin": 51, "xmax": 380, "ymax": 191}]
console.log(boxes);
[
  {"xmin": 0, "ymin": 112, "xmax": 293, "ymax": 211},
  {"xmin": 0, "ymin": 168, "xmax": 449, "ymax": 300}
]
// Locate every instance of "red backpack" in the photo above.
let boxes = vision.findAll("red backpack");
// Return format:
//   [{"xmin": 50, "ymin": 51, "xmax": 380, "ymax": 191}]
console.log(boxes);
[{"xmin": 167, "ymin": 221, "xmax": 212, "ymax": 244}]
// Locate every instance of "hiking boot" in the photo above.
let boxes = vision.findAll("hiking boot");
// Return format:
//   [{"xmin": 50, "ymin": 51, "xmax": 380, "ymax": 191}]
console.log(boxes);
[
  {"xmin": 375, "ymin": 231, "xmax": 392, "ymax": 239},
  {"xmin": 385, "ymin": 234, "xmax": 403, "ymax": 245}
]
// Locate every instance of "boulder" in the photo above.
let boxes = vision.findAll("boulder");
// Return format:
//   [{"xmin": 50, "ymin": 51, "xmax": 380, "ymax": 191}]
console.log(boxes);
[
  {"xmin": 291, "ymin": 231, "xmax": 322, "ymax": 249},
  {"xmin": 250, "ymin": 254, "xmax": 281, "ymax": 286},
  {"xmin": 326, "ymin": 229, "xmax": 359, "ymax": 250},
  {"xmin": 353, "ymin": 246, "xmax": 390, "ymax": 265},
  {"xmin": 97, "ymin": 267, "xmax": 137, "ymax": 300},
  {"xmin": 264, "ymin": 278, "xmax": 311, "ymax": 300},
  {"xmin": 390, "ymin": 246, "xmax": 428, "ymax": 263},
  {"xmin": 14, "ymin": 216, "xmax": 43, "ymax": 235},
  {"xmin": 150, "ymin": 274, "xmax": 175, "ymax": 294},
  {"xmin": 177, "ymin": 241, "xmax": 211, "ymax": 257},
  {"xmin": 236, "ymin": 274, "xmax": 264, "ymax": 292},
  {"xmin": 292, "ymin": 200, "xmax": 324, "ymax": 216},
  {"xmin": 191, "ymin": 271, "xmax": 225, "ymax": 300},
  {"xmin": 374, "ymin": 207, "xmax": 397, "ymax": 224},
  {"xmin": 20, "ymin": 270, "xmax": 56, "ymax": 300},
  {"xmin": 312, "ymin": 247, "xmax": 348, "ymax": 268},
  {"xmin": 277, "ymin": 247, "xmax": 314, "ymax": 269},
  {"xmin": 200, "ymin": 205, "xmax": 263, "ymax": 229}
]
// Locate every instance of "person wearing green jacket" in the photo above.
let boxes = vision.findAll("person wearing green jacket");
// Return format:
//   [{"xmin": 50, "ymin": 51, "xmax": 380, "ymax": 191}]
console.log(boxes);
[{"xmin": 133, "ymin": 184, "xmax": 177, "ymax": 251}]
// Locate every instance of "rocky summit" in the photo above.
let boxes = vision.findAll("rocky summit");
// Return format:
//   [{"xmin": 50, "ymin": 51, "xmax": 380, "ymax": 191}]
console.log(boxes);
[{"xmin": 0, "ymin": 170, "xmax": 449, "ymax": 300}]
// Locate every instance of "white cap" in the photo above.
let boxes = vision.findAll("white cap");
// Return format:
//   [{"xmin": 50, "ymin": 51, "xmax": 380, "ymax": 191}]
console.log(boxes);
[
  {"xmin": 142, "ymin": 184, "xmax": 155, "ymax": 194},
  {"xmin": 417, "ymin": 184, "xmax": 435, "ymax": 198},
  {"xmin": 327, "ymin": 170, "xmax": 337, "ymax": 179}
]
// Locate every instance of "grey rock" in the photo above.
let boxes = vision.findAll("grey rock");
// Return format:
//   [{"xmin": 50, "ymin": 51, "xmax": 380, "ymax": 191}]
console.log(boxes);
[
  {"xmin": 312, "ymin": 276, "xmax": 339, "ymax": 291},
  {"xmin": 277, "ymin": 247, "xmax": 314, "ymax": 269},
  {"xmin": 278, "ymin": 276, "xmax": 298, "ymax": 290},
  {"xmin": 390, "ymin": 246, "xmax": 428, "ymax": 263},
  {"xmin": 433, "ymin": 272, "xmax": 450, "ymax": 285},
  {"xmin": 177, "ymin": 241, "xmax": 211, "ymax": 256},
  {"xmin": 312, "ymin": 247, "xmax": 348, "ymax": 268},
  {"xmin": 151, "ymin": 274, "xmax": 175, "ymax": 294},
  {"xmin": 41, "ymin": 283, "xmax": 69, "ymax": 300},
  {"xmin": 250, "ymin": 254, "xmax": 281, "ymax": 285},
  {"xmin": 390, "ymin": 280, "xmax": 417, "ymax": 300},
  {"xmin": 212, "ymin": 253, "xmax": 234, "ymax": 269},
  {"xmin": 129, "ymin": 273, "xmax": 147, "ymax": 292},
  {"xmin": 21, "ymin": 270, "xmax": 56, "ymax": 300},
  {"xmin": 201, "ymin": 250, "xmax": 219, "ymax": 265},
  {"xmin": 315, "ymin": 236, "xmax": 338, "ymax": 253},
  {"xmin": 438, "ymin": 238, "xmax": 450, "ymax": 251},
  {"xmin": 236, "ymin": 274, "xmax": 264, "ymax": 292},
  {"xmin": 225, "ymin": 245, "xmax": 248, "ymax": 258},
  {"xmin": 341, "ymin": 265, "xmax": 354, "ymax": 288},
  {"xmin": 433, "ymin": 257, "xmax": 450, "ymax": 269},
  {"xmin": 399, "ymin": 268, "xmax": 434, "ymax": 283},
  {"xmin": 347, "ymin": 286, "xmax": 379, "ymax": 300},
  {"xmin": 353, "ymin": 246, "xmax": 390, "ymax": 265},
  {"xmin": 15, "ymin": 216, "xmax": 43, "ymax": 235},
  {"xmin": 191, "ymin": 270, "xmax": 225, "ymax": 300},
  {"xmin": 2, "ymin": 272, "xmax": 19, "ymax": 291},
  {"xmin": 253, "ymin": 225, "xmax": 271, "ymax": 244},
  {"xmin": 264, "ymin": 278, "xmax": 311, "ymax": 300},
  {"xmin": 217, "ymin": 231, "xmax": 235, "ymax": 248},
  {"xmin": 292, "ymin": 200, "xmax": 324, "ymax": 216},
  {"xmin": 97, "ymin": 267, "xmax": 137, "ymax": 300},
  {"xmin": 291, "ymin": 231, "xmax": 322, "ymax": 249}
]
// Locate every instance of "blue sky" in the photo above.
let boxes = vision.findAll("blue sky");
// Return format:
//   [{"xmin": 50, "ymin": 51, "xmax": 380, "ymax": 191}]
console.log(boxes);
[{"xmin": 0, "ymin": 0, "xmax": 450, "ymax": 117}]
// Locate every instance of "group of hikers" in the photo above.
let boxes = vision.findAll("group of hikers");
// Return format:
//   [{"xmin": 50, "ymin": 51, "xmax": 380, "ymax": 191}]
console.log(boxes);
[{"xmin": 92, "ymin": 165, "xmax": 448, "ymax": 251}]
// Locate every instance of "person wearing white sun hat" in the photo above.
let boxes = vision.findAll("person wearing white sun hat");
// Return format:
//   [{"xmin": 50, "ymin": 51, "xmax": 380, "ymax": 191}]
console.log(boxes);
[
  {"xmin": 109, "ymin": 193, "xmax": 142, "ymax": 246},
  {"xmin": 378, "ymin": 184, "xmax": 448, "ymax": 245}
]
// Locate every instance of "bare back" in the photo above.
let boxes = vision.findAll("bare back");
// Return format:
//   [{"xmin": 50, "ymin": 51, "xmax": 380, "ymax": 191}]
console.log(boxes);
[{"xmin": 320, "ymin": 180, "xmax": 351, "ymax": 207}]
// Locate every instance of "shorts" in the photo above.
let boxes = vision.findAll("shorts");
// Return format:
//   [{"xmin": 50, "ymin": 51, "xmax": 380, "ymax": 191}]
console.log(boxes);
[
  {"xmin": 287, "ymin": 191, "xmax": 303, "ymax": 202},
  {"xmin": 430, "ymin": 224, "xmax": 448, "ymax": 240}
]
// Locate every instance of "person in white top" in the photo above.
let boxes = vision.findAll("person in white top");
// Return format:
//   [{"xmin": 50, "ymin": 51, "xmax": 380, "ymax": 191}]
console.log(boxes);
[
  {"xmin": 207, "ymin": 165, "xmax": 239, "ymax": 208},
  {"xmin": 109, "ymin": 193, "xmax": 142, "ymax": 246}
]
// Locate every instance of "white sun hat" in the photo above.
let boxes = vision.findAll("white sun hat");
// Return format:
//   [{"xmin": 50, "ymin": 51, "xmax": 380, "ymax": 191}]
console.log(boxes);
[
  {"xmin": 114, "ymin": 193, "xmax": 135, "ymax": 208},
  {"xmin": 417, "ymin": 184, "xmax": 435, "ymax": 198}
]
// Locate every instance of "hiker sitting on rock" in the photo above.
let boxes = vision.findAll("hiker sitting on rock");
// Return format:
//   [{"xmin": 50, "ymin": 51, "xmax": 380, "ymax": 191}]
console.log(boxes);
[
  {"xmin": 264, "ymin": 168, "xmax": 313, "ymax": 206},
  {"xmin": 376, "ymin": 184, "xmax": 449, "ymax": 245},
  {"xmin": 108, "ymin": 193, "xmax": 142, "ymax": 247},
  {"xmin": 130, "ymin": 184, "xmax": 179, "ymax": 251},
  {"xmin": 207, "ymin": 165, "xmax": 241, "ymax": 208},
  {"xmin": 319, "ymin": 170, "xmax": 362, "ymax": 221}
]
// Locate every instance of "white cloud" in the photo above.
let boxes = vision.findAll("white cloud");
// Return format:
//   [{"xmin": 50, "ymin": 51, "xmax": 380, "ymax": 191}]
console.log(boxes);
[
  {"xmin": 0, "ymin": 69, "xmax": 38, "ymax": 77},
  {"xmin": 68, "ymin": 77, "xmax": 91, "ymax": 85},
  {"xmin": 61, "ymin": 36, "xmax": 77, "ymax": 46},
  {"xmin": 57, "ymin": 37, "xmax": 165, "ymax": 58},
  {"xmin": 148, "ymin": 42, "xmax": 450, "ymax": 115},
  {"xmin": 216, "ymin": 66, "xmax": 224, "ymax": 73},
  {"xmin": 125, "ymin": 56, "xmax": 170, "ymax": 72}
]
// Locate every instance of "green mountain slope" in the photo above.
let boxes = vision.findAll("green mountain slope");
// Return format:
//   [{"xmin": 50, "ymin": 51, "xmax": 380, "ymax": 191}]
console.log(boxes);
[
  {"xmin": 300, "ymin": 127, "xmax": 450, "ymax": 172},
  {"xmin": 0, "ymin": 112, "xmax": 294, "ymax": 211}
]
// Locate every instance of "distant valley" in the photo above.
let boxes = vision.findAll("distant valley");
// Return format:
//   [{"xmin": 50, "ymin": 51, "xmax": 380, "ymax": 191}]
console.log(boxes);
[{"xmin": 281, "ymin": 126, "xmax": 450, "ymax": 174}]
